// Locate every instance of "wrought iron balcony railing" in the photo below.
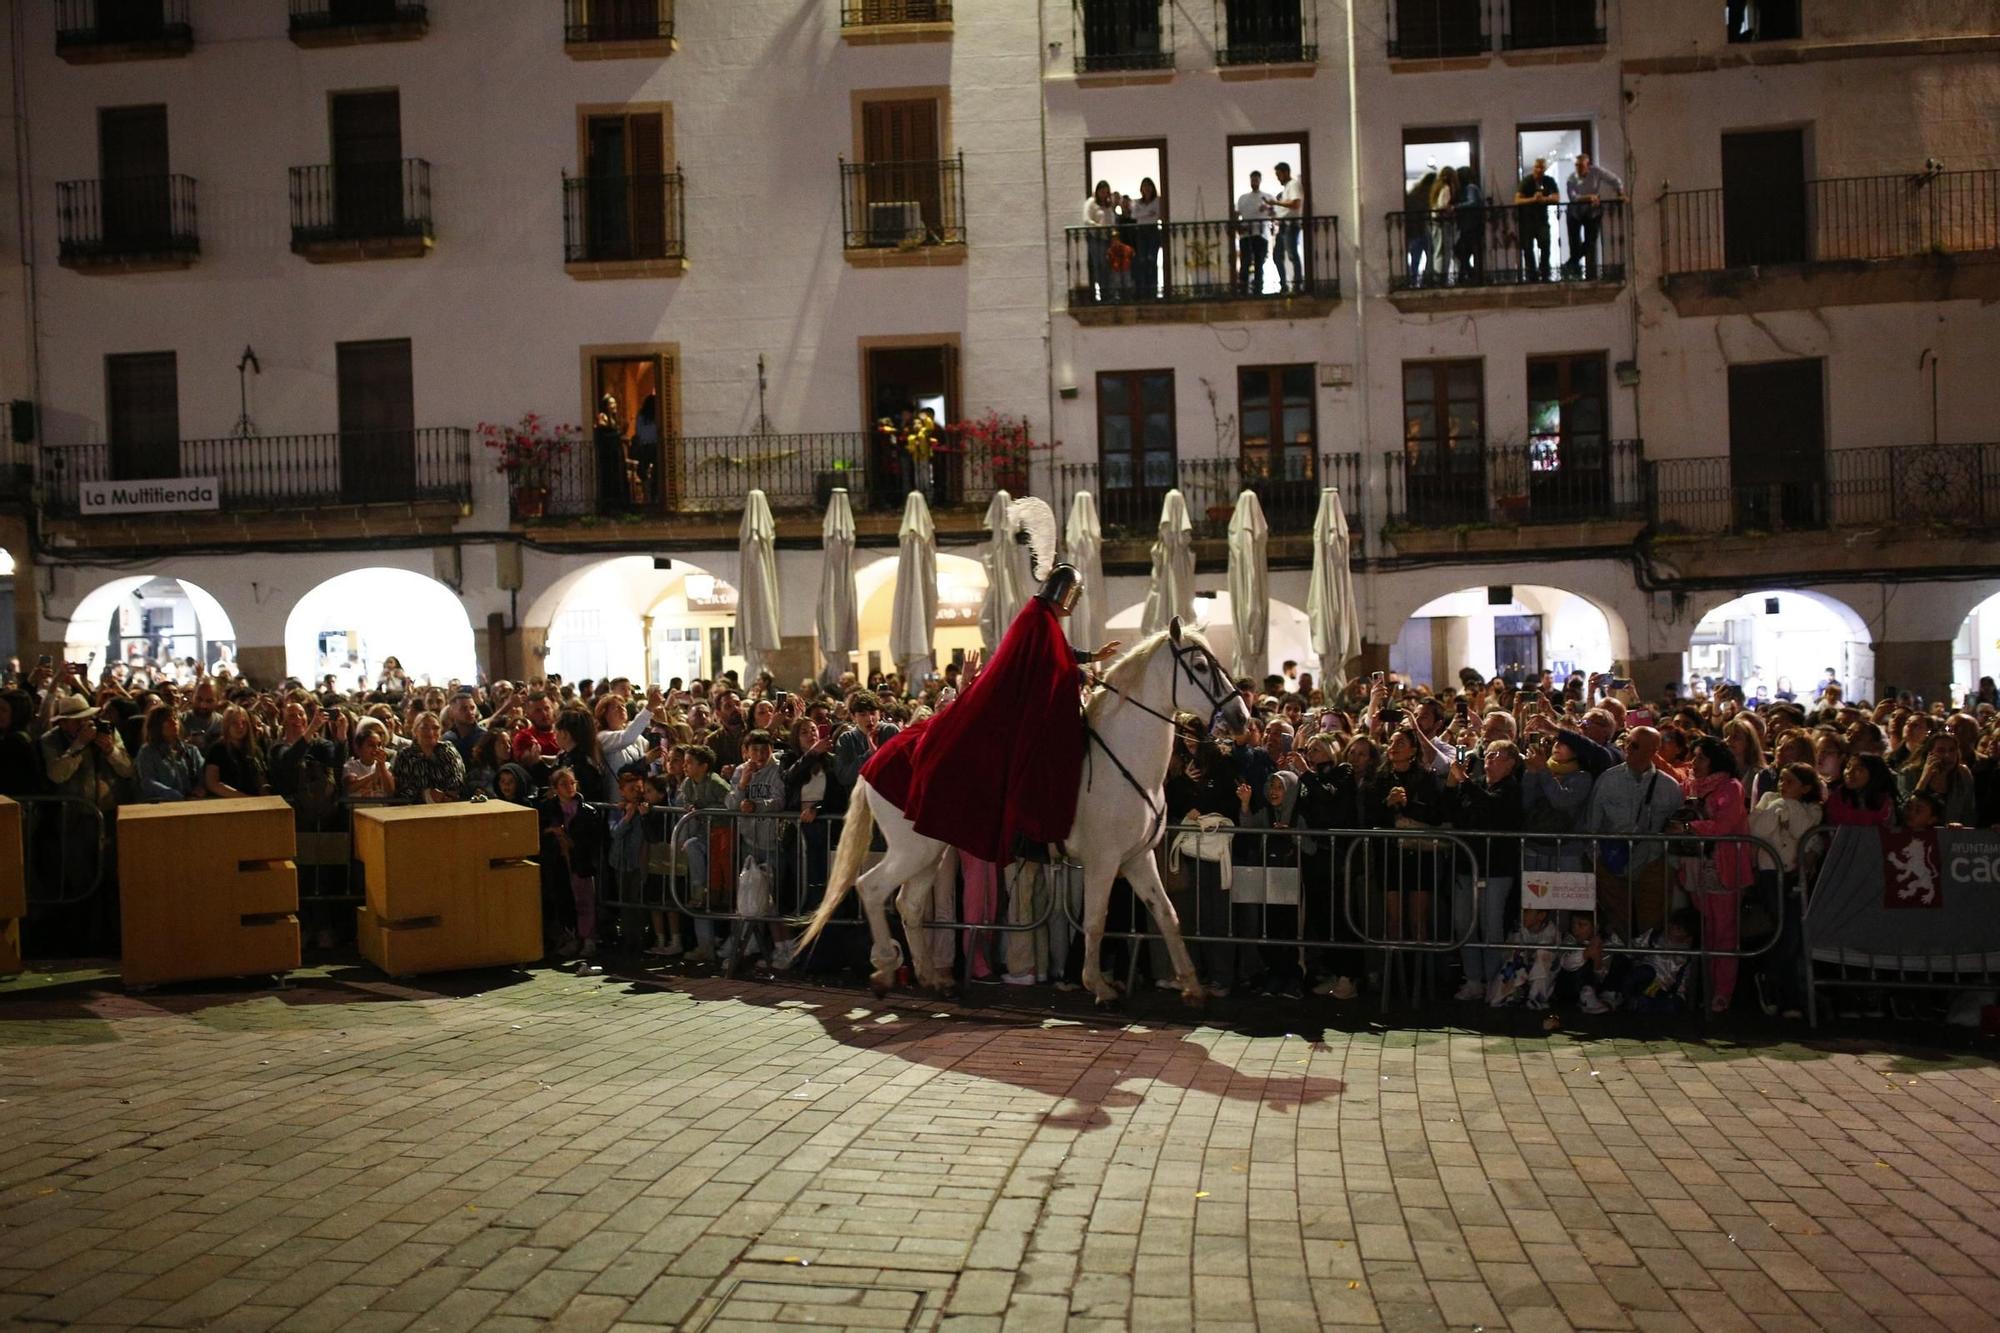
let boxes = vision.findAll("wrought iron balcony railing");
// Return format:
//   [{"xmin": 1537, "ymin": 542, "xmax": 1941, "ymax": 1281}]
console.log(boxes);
[
  {"xmin": 1065, "ymin": 215, "xmax": 1340, "ymax": 306},
  {"xmin": 521, "ymin": 430, "xmax": 1003, "ymax": 522},
  {"xmin": 289, "ymin": 158, "xmax": 433, "ymax": 251},
  {"xmin": 840, "ymin": 0, "xmax": 950, "ymax": 25},
  {"xmin": 55, "ymin": 0, "xmax": 192, "ymax": 53},
  {"xmin": 288, "ymin": 0, "xmax": 427, "ymax": 36},
  {"xmin": 1384, "ymin": 439, "xmax": 1644, "ymax": 529},
  {"xmin": 1660, "ymin": 169, "xmax": 2000, "ymax": 275},
  {"xmin": 1216, "ymin": 0, "xmax": 1316, "ymax": 64},
  {"xmin": 57, "ymin": 175, "xmax": 199, "ymax": 266},
  {"xmin": 1074, "ymin": 0, "xmax": 1173, "ymax": 72},
  {"xmin": 39, "ymin": 428, "xmax": 472, "ymax": 517},
  {"xmin": 1648, "ymin": 444, "xmax": 2000, "ymax": 536},
  {"xmin": 1052, "ymin": 453, "xmax": 1364, "ymax": 539},
  {"xmin": 562, "ymin": 0, "xmax": 674, "ymax": 44},
  {"xmin": 838, "ymin": 155, "xmax": 966, "ymax": 250},
  {"xmin": 562, "ymin": 171, "xmax": 686, "ymax": 264},
  {"xmin": 1387, "ymin": 200, "xmax": 1625, "ymax": 290}
]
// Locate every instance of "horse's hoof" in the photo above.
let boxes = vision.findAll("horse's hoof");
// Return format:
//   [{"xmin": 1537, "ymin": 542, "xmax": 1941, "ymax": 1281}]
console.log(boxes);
[{"xmin": 869, "ymin": 976, "xmax": 892, "ymax": 999}]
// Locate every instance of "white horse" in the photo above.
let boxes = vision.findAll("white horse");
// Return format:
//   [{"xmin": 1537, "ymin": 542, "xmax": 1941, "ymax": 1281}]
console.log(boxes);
[{"xmin": 790, "ymin": 618, "xmax": 1249, "ymax": 1005}]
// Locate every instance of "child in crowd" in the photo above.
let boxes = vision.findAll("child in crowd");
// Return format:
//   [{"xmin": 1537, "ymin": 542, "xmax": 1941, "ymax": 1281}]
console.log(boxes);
[
  {"xmin": 1749, "ymin": 761, "xmax": 1824, "ymax": 1017},
  {"xmin": 1620, "ymin": 908, "xmax": 1699, "ymax": 1012},
  {"xmin": 639, "ymin": 773, "xmax": 683, "ymax": 960},
  {"xmin": 538, "ymin": 766, "xmax": 604, "ymax": 963},
  {"xmin": 604, "ymin": 762, "xmax": 651, "ymax": 954},
  {"xmin": 1551, "ymin": 910, "xmax": 1622, "ymax": 1016},
  {"xmin": 723, "ymin": 729, "xmax": 789, "ymax": 972},
  {"xmin": 1487, "ymin": 906, "xmax": 1560, "ymax": 1009},
  {"xmin": 1900, "ymin": 788, "xmax": 1944, "ymax": 833}
]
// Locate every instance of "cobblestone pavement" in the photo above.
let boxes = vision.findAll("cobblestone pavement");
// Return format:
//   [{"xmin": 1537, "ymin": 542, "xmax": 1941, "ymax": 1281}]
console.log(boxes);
[{"xmin": 3, "ymin": 963, "xmax": 2000, "ymax": 1331}]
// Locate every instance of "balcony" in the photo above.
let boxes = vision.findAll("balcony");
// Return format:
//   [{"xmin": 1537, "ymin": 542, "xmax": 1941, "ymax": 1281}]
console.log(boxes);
[
  {"xmin": 562, "ymin": 0, "xmax": 675, "ymax": 57},
  {"xmin": 1659, "ymin": 169, "xmax": 2000, "ymax": 315},
  {"xmin": 288, "ymin": 0, "xmax": 427, "ymax": 46},
  {"xmin": 57, "ymin": 176, "xmax": 199, "ymax": 272},
  {"xmin": 1499, "ymin": 0, "xmax": 1603, "ymax": 52},
  {"xmin": 1383, "ymin": 439, "xmax": 1644, "ymax": 554},
  {"xmin": 838, "ymin": 155, "xmax": 966, "ymax": 266},
  {"xmin": 518, "ymin": 430, "xmax": 1005, "ymax": 533},
  {"xmin": 562, "ymin": 171, "xmax": 686, "ymax": 278},
  {"xmin": 1650, "ymin": 445, "xmax": 2000, "ymax": 537},
  {"xmin": 54, "ymin": 0, "xmax": 192, "ymax": 62},
  {"xmin": 1051, "ymin": 453, "xmax": 1365, "ymax": 554},
  {"xmin": 1215, "ymin": 0, "xmax": 1316, "ymax": 71},
  {"xmin": 1064, "ymin": 216, "xmax": 1340, "ymax": 325},
  {"xmin": 1386, "ymin": 0, "xmax": 1488, "ymax": 61},
  {"xmin": 38, "ymin": 429, "xmax": 471, "ymax": 542},
  {"xmin": 1073, "ymin": 0, "xmax": 1173, "ymax": 81},
  {"xmin": 289, "ymin": 159, "xmax": 433, "ymax": 262},
  {"xmin": 1386, "ymin": 201, "xmax": 1625, "ymax": 311},
  {"xmin": 840, "ymin": 0, "xmax": 951, "ymax": 44}
]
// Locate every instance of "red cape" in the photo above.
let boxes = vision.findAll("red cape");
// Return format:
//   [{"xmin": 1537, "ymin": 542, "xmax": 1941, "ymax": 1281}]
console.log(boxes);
[{"xmin": 862, "ymin": 598, "xmax": 1083, "ymax": 865}]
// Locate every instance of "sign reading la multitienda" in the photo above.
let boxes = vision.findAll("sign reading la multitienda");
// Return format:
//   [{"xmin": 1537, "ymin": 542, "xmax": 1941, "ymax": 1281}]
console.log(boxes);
[{"xmin": 78, "ymin": 478, "xmax": 221, "ymax": 516}]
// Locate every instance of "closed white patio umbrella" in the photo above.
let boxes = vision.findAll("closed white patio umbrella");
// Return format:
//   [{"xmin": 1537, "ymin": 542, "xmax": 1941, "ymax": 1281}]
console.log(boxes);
[
  {"xmin": 1063, "ymin": 489, "xmax": 1106, "ymax": 656},
  {"xmin": 1227, "ymin": 489, "xmax": 1269, "ymax": 682},
  {"xmin": 888, "ymin": 489, "xmax": 938, "ymax": 687},
  {"xmin": 738, "ymin": 489, "xmax": 782, "ymax": 686},
  {"xmin": 816, "ymin": 487, "xmax": 859, "ymax": 685},
  {"xmin": 1308, "ymin": 486, "xmax": 1362, "ymax": 688},
  {"xmin": 978, "ymin": 489, "xmax": 1032, "ymax": 651},
  {"xmin": 1140, "ymin": 488, "xmax": 1196, "ymax": 636}
]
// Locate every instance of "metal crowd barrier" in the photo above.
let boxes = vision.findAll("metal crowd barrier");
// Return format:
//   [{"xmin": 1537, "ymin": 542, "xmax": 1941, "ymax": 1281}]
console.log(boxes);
[{"xmin": 19, "ymin": 794, "xmax": 108, "ymax": 908}]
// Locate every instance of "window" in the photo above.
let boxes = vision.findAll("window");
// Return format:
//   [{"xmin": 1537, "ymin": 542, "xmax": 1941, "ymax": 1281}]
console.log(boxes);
[
  {"xmin": 1229, "ymin": 133, "xmax": 1309, "ymax": 296},
  {"xmin": 1220, "ymin": 0, "xmax": 1310, "ymax": 64},
  {"xmin": 590, "ymin": 350, "xmax": 674, "ymax": 507},
  {"xmin": 1728, "ymin": 359, "xmax": 1824, "ymax": 530},
  {"xmin": 1504, "ymin": 0, "xmax": 1601, "ymax": 49},
  {"xmin": 1726, "ymin": 0, "xmax": 1800, "ymax": 43},
  {"xmin": 566, "ymin": 0, "xmax": 667, "ymax": 42},
  {"xmin": 1076, "ymin": 0, "xmax": 1168, "ymax": 72},
  {"xmin": 336, "ymin": 338, "xmax": 414, "ymax": 504},
  {"xmin": 1525, "ymin": 353, "xmax": 1608, "ymax": 518},
  {"xmin": 1238, "ymin": 365, "xmax": 1314, "ymax": 481},
  {"xmin": 98, "ymin": 104, "xmax": 170, "ymax": 250},
  {"xmin": 330, "ymin": 89, "xmax": 404, "ymax": 235},
  {"xmin": 1721, "ymin": 128, "xmax": 1808, "ymax": 266},
  {"xmin": 105, "ymin": 351, "xmax": 178, "ymax": 481},
  {"xmin": 581, "ymin": 110, "xmax": 670, "ymax": 260},
  {"xmin": 865, "ymin": 342, "xmax": 959, "ymax": 509},
  {"xmin": 1097, "ymin": 370, "xmax": 1176, "ymax": 525},
  {"xmin": 1401, "ymin": 359, "xmax": 1484, "ymax": 524},
  {"xmin": 849, "ymin": 96, "xmax": 953, "ymax": 246},
  {"xmin": 1390, "ymin": 0, "xmax": 1486, "ymax": 58},
  {"xmin": 1403, "ymin": 125, "xmax": 1478, "ymax": 203}
]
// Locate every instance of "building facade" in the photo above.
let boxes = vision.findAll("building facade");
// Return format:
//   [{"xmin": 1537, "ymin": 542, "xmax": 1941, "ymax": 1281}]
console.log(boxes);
[{"xmin": 2, "ymin": 0, "xmax": 1996, "ymax": 702}]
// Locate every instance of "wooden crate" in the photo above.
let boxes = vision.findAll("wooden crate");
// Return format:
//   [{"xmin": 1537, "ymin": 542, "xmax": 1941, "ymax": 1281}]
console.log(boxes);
[
  {"xmin": 0, "ymin": 797, "xmax": 22, "ymax": 976},
  {"xmin": 351, "ymin": 803, "xmax": 540, "ymax": 977},
  {"xmin": 118, "ymin": 797, "xmax": 299, "ymax": 988}
]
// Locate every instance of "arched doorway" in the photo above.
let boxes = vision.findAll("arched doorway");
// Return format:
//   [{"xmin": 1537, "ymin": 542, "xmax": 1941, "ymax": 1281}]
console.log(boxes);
[
  {"xmin": 536, "ymin": 556, "xmax": 744, "ymax": 688},
  {"xmin": 1954, "ymin": 589, "xmax": 2000, "ymax": 706},
  {"xmin": 854, "ymin": 552, "xmax": 986, "ymax": 683},
  {"xmin": 0, "ymin": 547, "xmax": 17, "ymax": 664},
  {"xmin": 284, "ymin": 568, "xmax": 477, "ymax": 689},
  {"xmin": 67, "ymin": 574, "xmax": 238, "ymax": 678},
  {"xmin": 1394, "ymin": 585, "xmax": 1620, "ymax": 688},
  {"xmin": 1103, "ymin": 593, "xmax": 1314, "ymax": 680},
  {"xmin": 1685, "ymin": 589, "xmax": 1873, "ymax": 702}
]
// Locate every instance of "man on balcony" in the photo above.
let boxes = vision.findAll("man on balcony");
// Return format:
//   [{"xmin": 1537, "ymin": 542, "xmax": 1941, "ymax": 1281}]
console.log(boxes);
[
  {"xmin": 1563, "ymin": 152, "xmax": 1624, "ymax": 281},
  {"xmin": 1235, "ymin": 170, "xmax": 1274, "ymax": 295},
  {"xmin": 1514, "ymin": 157, "xmax": 1560, "ymax": 282},
  {"xmin": 1270, "ymin": 162, "xmax": 1305, "ymax": 294}
]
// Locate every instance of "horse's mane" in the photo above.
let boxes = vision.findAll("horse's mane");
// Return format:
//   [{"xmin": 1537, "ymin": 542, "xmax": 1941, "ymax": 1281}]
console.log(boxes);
[{"xmin": 1083, "ymin": 627, "xmax": 1190, "ymax": 725}]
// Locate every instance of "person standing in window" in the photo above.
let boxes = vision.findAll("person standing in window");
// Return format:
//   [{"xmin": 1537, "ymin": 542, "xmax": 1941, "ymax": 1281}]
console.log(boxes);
[
  {"xmin": 1270, "ymin": 162, "xmax": 1305, "ymax": 293},
  {"xmin": 593, "ymin": 393, "xmax": 628, "ymax": 515},
  {"xmin": 1563, "ymin": 152, "xmax": 1624, "ymax": 280},
  {"xmin": 1235, "ymin": 170, "xmax": 1273, "ymax": 296},
  {"xmin": 1514, "ymin": 156, "xmax": 1559, "ymax": 282},
  {"xmin": 1130, "ymin": 177, "xmax": 1163, "ymax": 299},
  {"xmin": 1081, "ymin": 180, "xmax": 1116, "ymax": 299},
  {"xmin": 631, "ymin": 393, "xmax": 661, "ymax": 505},
  {"xmin": 1404, "ymin": 171, "xmax": 1436, "ymax": 286},
  {"xmin": 1453, "ymin": 171, "xmax": 1486, "ymax": 284}
]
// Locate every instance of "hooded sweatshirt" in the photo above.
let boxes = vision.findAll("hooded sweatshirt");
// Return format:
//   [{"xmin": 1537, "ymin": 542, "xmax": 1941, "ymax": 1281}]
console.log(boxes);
[{"xmin": 497, "ymin": 761, "xmax": 539, "ymax": 806}]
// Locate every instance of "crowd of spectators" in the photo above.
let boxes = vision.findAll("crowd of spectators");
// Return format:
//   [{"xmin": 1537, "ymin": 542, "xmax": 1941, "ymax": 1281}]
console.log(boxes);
[{"xmin": 7, "ymin": 649, "xmax": 1992, "ymax": 1024}]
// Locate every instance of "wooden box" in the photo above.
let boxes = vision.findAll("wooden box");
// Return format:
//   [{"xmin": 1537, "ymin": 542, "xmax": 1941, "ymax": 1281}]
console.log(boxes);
[
  {"xmin": 118, "ymin": 797, "xmax": 299, "ymax": 987},
  {"xmin": 0, "ymin": 797, "xmax": 23, "ymax": 976},
  {"xmin": 352, "ymin": 803, "xmax": 540, "ymax": 977}
]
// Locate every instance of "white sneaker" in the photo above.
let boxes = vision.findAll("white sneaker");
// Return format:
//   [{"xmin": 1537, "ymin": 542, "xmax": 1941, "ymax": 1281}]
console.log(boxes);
[
  {"xmin": 1454, "ymin": 979, "xmax": 1484, "ymax": 1002},
  {"xmin": 1578, "ymin": 986, "xmax": 1609, "ymax": 1015},
  {"xmin": 1155, "ymin": 976, "xmax": 1180, "ymax": 991},
  {"xmin": 1001, "ymin": 972, "xmax": 1036, "ymax": 986}
]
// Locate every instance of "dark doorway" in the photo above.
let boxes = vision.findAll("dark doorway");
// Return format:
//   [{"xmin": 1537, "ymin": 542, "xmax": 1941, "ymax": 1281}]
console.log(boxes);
[
  {"xmin": 1525, "ymin": 352, "xmax": 1608, "ymax": 520},
  {"xmin": 592, "ymin": 352, "xmax": 672, "ymax": 508},
  {"xmin": 1727, "ymin": 0, "xmax": 1800, "ymax": 42},
  {"xmin": 337, "ymin": 338, "xmax": 415, "ymax": 503},
  {"xmin": 98, "ymin": 105, "xmax": 170, "ymax": 252},
  {"xmin": 105, "ymin": 351, "xmax": 179, "ymax": 481},
  {"xmin": 865, "ymin": 344, "xmax": 959, "ymax": 510},
  {"xmin": 584, "ymin": 112, "xmax": 667, "ymax": 261},
  {"xmin": 330, "ymin": 90, "xmax": 403, "ymax": 238},
  {"xmin": 1238, "ymin": 364, "xmax": 1316, "ymax": 527},
  {"xmin": 1728, "ymin": 359, "xmax": 1825, "ymax": 531},
  {"xmin": 1494, "ymin": 615, "xmax": 1542, "ymax": 677},
  {"xmin": 1721, "ymin": 128, "xmax": 1808, "ymax": 266},
  {"xmin": 1401, "ymin": 359, "xmax": 1486, "ymax": 525},
  {"xmin": 860, "ymin": 99, "xmax": 942, "ymax": 244},
  {"xmin": 1097, "ymin": 369, "xmax": 1177, "ymax": 532}
]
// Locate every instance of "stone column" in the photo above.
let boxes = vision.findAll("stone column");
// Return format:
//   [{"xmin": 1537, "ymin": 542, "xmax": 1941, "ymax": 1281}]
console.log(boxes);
[{"xmin": 1873, "ymin": 640, "xmax": 1953, "ymax": 707}]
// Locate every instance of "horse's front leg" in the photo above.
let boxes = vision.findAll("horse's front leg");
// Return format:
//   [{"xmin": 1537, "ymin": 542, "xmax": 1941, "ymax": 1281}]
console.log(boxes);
[
  {"xmin": 1122, "ymin": 847, "xmax": 1203, "ymax": 1007},
  {"xmin": 1078, "ymin": 858, "xmax": 1122, "ymax": 1005}
]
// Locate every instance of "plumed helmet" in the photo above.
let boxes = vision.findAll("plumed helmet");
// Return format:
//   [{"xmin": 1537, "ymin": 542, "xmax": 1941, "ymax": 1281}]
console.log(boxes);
[{"xmin": 1034, "ymin": 563, "xmax": 1083, "ymax": 613}]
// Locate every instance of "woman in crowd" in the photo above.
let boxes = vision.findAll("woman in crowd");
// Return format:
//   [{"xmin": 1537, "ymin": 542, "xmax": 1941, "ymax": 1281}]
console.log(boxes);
[
  {"xmin": 391, "ymin": 712, "xmax": 466, "ymax": 805},
  {"xmin": 1522, "ymin": 732, "xmax": 1594, "ymax": 873},
  {"xmin": 1366, "ymin": 727, "xmax": 1446, "ymax": 943},
  {"xmin": 203, "ymin": 704, "xmax": 267, "ymax": 798},
  {"xmin": 594, "ymin": 693, "xmax": 653, "ymax": 775},
  {"xmin": 465, "ymin": 730, "xmax": 512, "ymax": 799},
  {"xmin": 1749, "ymin": 760, "xmax": 1825, "ymax": 1019},
  {"xmin": 556, "ymin": 708, "xmax": 610, "ymax": 803},
  {"xmin": 1899, "ymin": 731, "xmax": 1976, "ymax": 826},
  {"xmin": 1166, "ymin": 739, "xmax": 1245, "ymax": 997},
  {"xmin": 137, "ymin": 703, "xmax": 206, "ymax": 801},
  {"xmin": 1676, "ymin": 736, "xmax": 1754, "ymax": 1013},
  {"xmin": 1724, "ymin": 718, "xmax": 1774, "ymax": 807},
  {"xmin": 1826, "ymin": 753, "xmax": 1897, "ymax": 828}
]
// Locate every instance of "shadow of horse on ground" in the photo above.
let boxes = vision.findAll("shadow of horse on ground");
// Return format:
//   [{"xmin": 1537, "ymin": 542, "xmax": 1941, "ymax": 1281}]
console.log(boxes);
[{"xmin": 618, "ymin": 970, "xmax": 1347, "ymax": 1131}]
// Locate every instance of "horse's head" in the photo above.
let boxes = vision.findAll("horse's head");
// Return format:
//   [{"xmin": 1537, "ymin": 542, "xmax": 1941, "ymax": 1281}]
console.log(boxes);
[{"xmin": 1147, "ymin": 616, "xmax": 1245, "ymax": 733}]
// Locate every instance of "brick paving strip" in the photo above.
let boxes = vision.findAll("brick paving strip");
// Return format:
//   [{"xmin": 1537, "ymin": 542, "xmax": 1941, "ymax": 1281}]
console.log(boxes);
[{"xmin": 0, "ymin": 966, "xmax": 1998, "ymax": 1331}]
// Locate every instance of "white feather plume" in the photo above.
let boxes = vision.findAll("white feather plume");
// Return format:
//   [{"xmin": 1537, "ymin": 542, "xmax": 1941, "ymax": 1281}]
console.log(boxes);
[{"xmin": 1007, "ymin": 495, "xmax": 1059, "ymax": 581}]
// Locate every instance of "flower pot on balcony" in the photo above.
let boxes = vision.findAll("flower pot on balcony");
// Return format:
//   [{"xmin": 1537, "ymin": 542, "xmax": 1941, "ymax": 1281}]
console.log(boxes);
[{"xmin": 512, "ymin": 485, "xmax": 549, "ymax": 521}]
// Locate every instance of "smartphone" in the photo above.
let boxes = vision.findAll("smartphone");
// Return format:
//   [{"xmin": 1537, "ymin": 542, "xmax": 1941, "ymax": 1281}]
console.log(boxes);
[
  {"xmin": 36, "ymin": 654, "xmax": 50, "ymax": 668},
  {"xmin": 1454, "ymin": 697, "xmax": 1470, "ymax": 719},
  {"xmin": 1608, "ymin": 677, "xmax": 1631, "ymax": 691},
  {"xmin": 1371, "ymin": 671, "xmax": 1385, "ymax": 685}
]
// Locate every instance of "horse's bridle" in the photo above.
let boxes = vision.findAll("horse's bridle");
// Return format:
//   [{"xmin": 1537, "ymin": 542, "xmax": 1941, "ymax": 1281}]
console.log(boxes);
[{"xmin": 1081, "ymin": 634, "xmax": 1241, "ymax": 850}]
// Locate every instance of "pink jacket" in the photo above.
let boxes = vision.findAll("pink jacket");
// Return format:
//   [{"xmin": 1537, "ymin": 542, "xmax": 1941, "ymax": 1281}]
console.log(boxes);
[{"xmin": 1685, "ymin": 775, "xmax": 1755, "ymax": 890}]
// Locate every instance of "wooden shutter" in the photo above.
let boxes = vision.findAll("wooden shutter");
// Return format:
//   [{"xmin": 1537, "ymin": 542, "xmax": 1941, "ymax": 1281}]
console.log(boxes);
[
  {"xmin": 106, "ymin": 351, "xmax": 179, "ymax": 481},
  {"xmin": 629, "ymin": 113, "xmax": 666, "ymax": 259},
  {"xmin": 332, "ymin": 91, "xmax": 403, "ymax": 235},
  {"xmin": 337, "ymin": 338, "xmax": 416, "ymax": 503},
  {"xmin": 862, "ymin": 99, "xmax": 942, "ymax": 238},
  {"xmin": 99, "ymin": 105, "xmax": 170, "ymax": 249}
]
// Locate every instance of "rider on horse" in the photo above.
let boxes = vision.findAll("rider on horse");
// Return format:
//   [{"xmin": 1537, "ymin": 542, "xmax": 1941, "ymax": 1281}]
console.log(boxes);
[{"xmin": 859, "ymin": 565, "xmax": 1120, "ymax": 866}]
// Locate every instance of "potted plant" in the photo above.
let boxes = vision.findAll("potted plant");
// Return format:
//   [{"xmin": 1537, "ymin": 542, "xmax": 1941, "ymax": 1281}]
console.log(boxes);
[
  {"xmin": 949, "ymin": 410, "xmax": 1052, "ymax": 496},
  {"xmin": 479, "ymin": 413, "xmax": 577, "ymax": 521},
  {"xmin": 816, "ymin": 457, "xmax": 859, "ymax": 508}
]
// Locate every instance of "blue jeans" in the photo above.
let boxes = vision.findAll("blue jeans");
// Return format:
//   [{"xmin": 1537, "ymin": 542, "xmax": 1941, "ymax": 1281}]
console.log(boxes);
[
  {"xmin": 1454, "ymin": 874, "xmax": 1515, "ymax": 984},
  {"xmin": 1273, "ymin": 221, "xmax": 1303, "ymax": 290}
]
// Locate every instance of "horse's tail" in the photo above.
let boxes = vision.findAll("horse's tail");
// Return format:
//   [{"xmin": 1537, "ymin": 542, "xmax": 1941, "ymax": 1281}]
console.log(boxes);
[{"xmin": 792, "ymin": 783, "xmax": 876, "ymax": 960}]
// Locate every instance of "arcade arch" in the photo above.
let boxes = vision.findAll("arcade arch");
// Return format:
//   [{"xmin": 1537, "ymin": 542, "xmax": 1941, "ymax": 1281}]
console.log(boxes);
[
  {"xmin": 1684, "ymin": 589, "xmax": 1873, "ymax": 702},
  {"xmin": 854, "ymin": 552, "xmax": 986, "ymax": 682},
  {"xmin": 1104, "ymin": 593, "xmax": 1314, "ymax": 680},
  {"xmin": 534, "ymin": 556, "xmax": 746, "ymax": 687},
  {"xmin": 1392, "ymin": 585, "xmax": 1622, "ymax": 688},
  {"xmin": 284, "ymin": 567, "xmax": 477, "ymax": 689},
  {"xmin": 67, "ymin": 574, "xmax": 238, "ymax": 677}
]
